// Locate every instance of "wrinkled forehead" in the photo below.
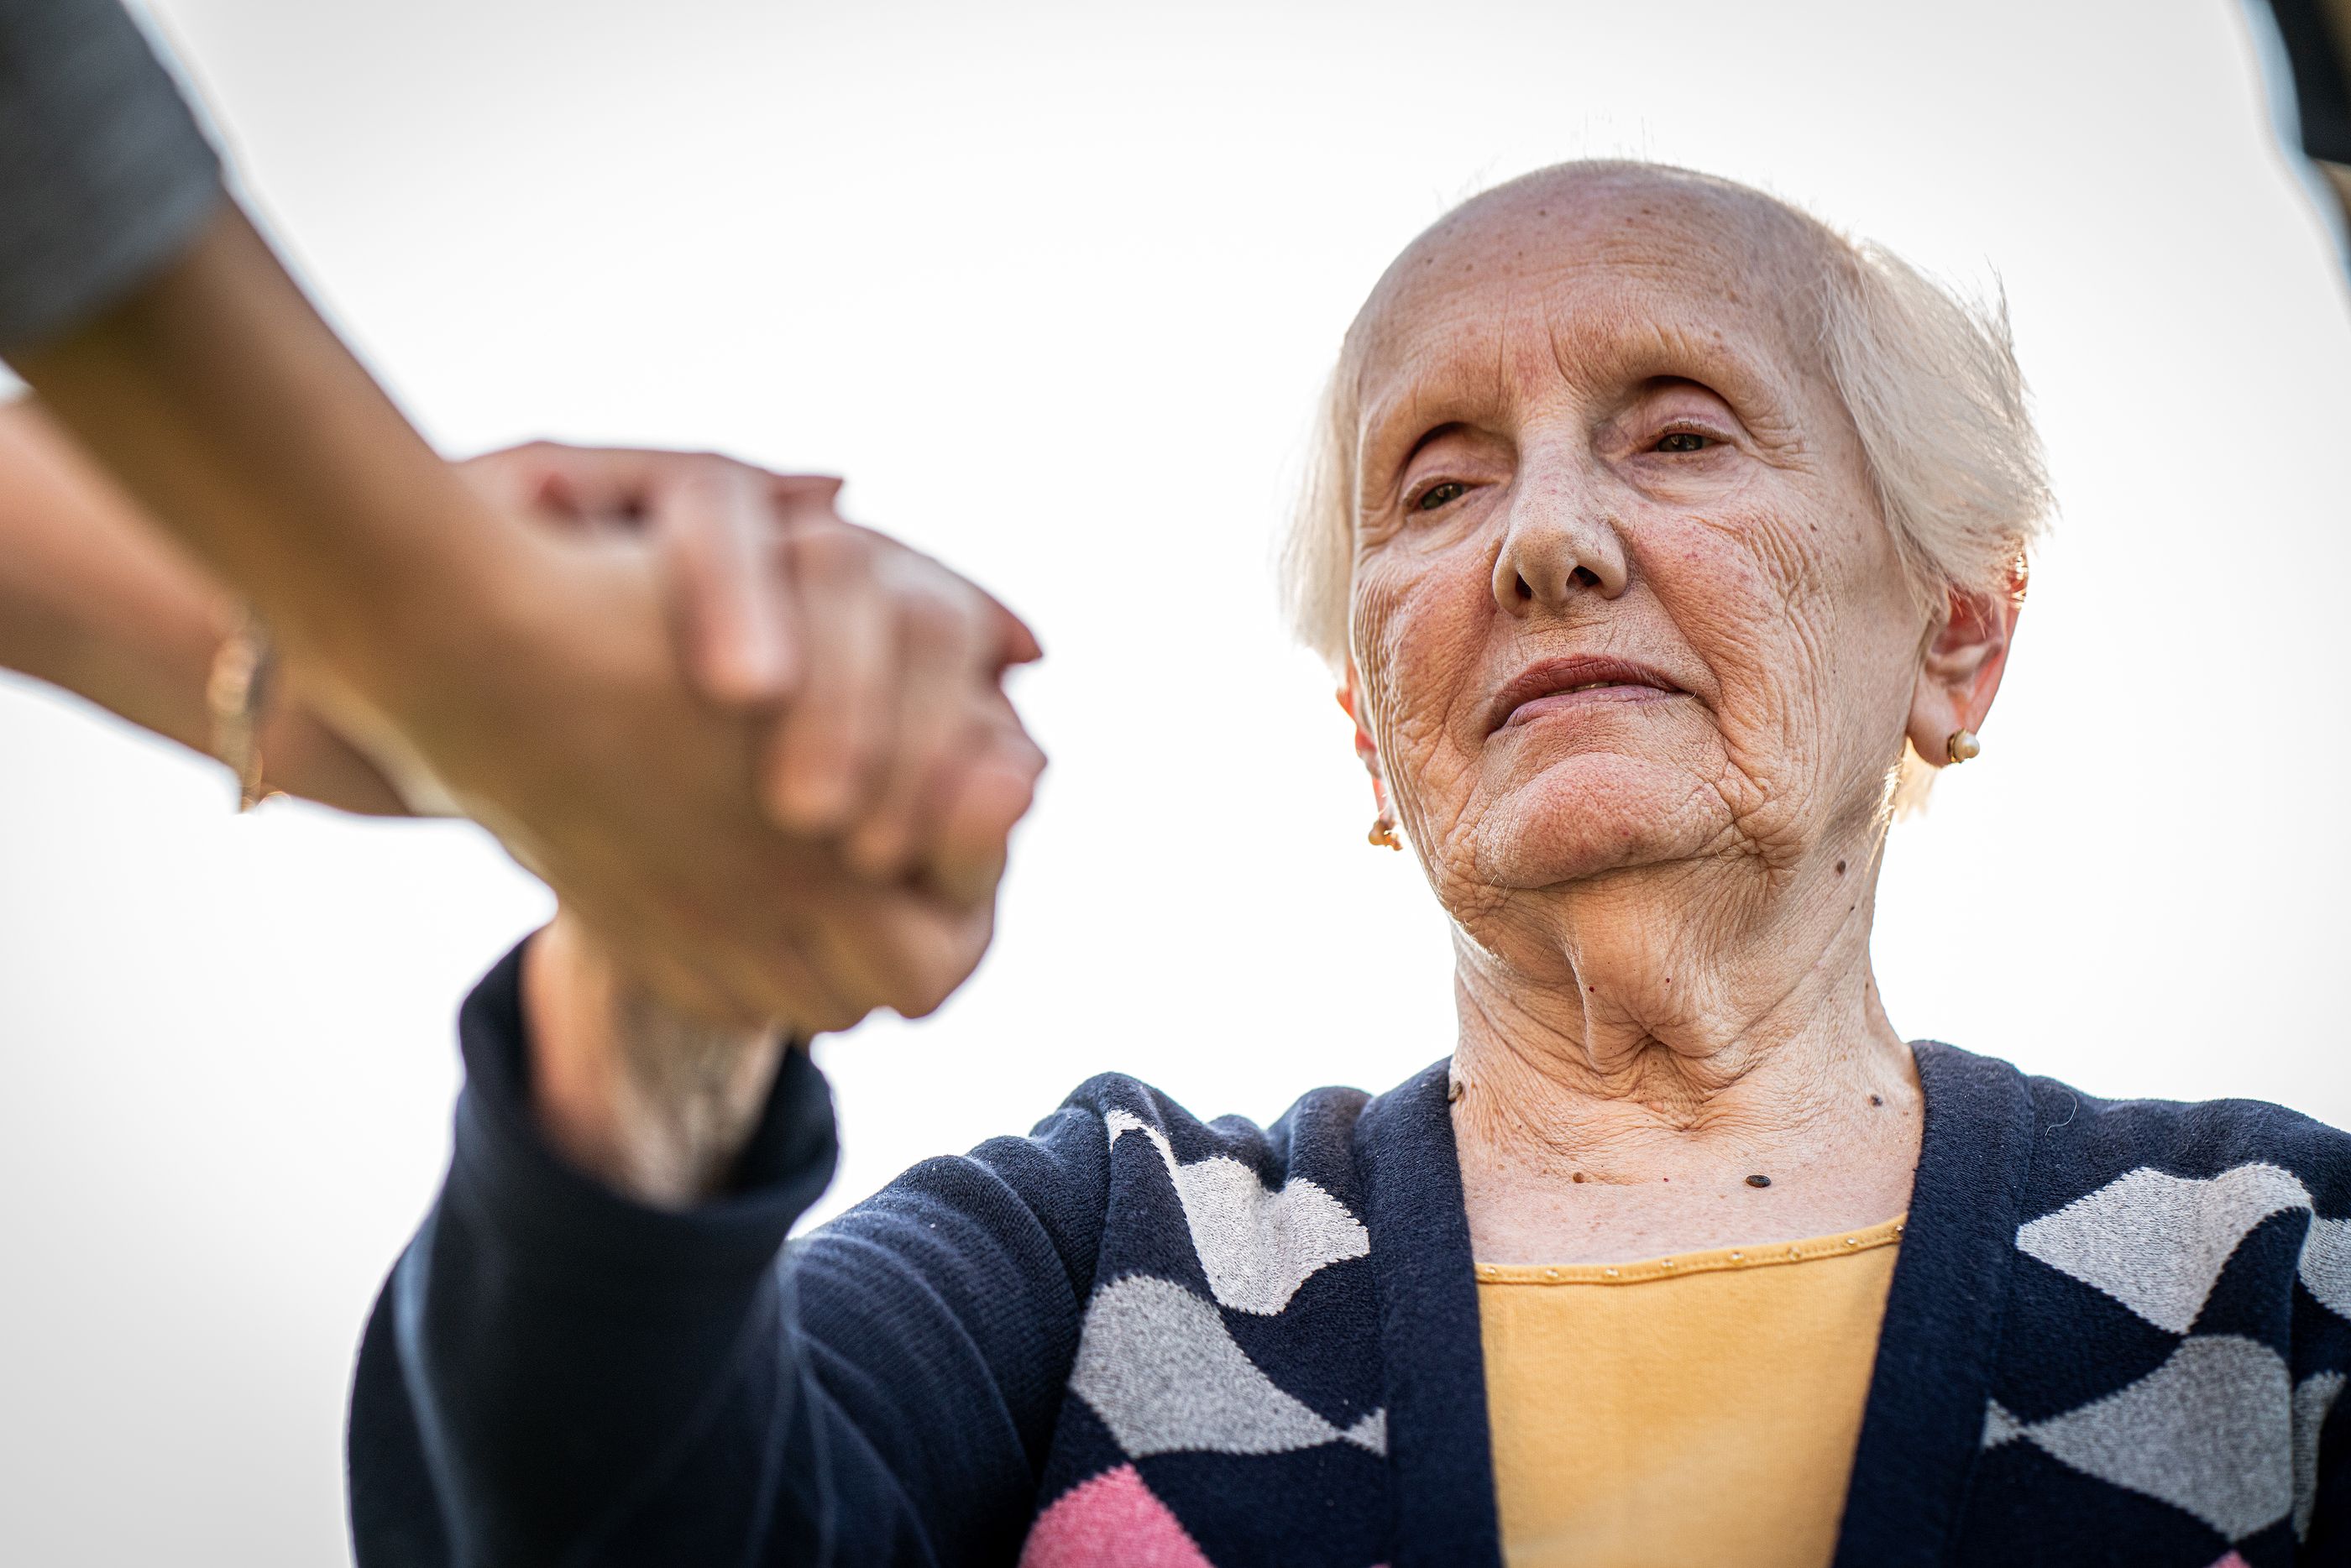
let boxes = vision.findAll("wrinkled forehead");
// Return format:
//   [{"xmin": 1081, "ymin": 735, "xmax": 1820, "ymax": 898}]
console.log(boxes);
[{"xmin": 1347, "ymin": 170, "xmax": 1839, "ymax": 421}]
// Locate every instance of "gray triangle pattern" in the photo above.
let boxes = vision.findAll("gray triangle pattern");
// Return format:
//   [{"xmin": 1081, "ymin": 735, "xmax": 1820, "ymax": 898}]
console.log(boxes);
[{"xmin": 1069, "ymin": 1273, "xmax": 1388, "ymax": 1460}]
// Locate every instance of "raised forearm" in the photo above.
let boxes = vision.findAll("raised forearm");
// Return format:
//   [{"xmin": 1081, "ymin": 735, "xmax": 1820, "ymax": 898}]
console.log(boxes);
[
  {"xmin": 8, "ymin": 204, "xmax": 535, "ymax": 738},
  {"xmin": 0, "ymin": 396, "xmax": 227, "ymax": 751},
  {"xmin": 0, "ymin": 395, "xmax": 412, "ymax": 813},
  {"xmin": 11, "ymin": 192, "xmax": 1039, "ymax": 1036}
]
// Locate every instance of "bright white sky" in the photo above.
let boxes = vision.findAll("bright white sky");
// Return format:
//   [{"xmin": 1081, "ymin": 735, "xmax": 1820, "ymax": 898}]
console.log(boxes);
[{"xmin": 3, "ymin": 2, "xmax": 2346, "ymax": 1561}]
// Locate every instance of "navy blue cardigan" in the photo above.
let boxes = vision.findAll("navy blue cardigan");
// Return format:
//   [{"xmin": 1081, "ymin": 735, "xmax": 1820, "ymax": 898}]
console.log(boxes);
[{"xmin": 348, "ymin": 947, "xmax": 2351, "ymax": 1566}]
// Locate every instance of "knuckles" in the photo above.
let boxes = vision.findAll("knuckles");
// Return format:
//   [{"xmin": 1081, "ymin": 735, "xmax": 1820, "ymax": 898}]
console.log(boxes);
[
  {"xmin": 787, "ymin": 522, "xmax": 873, "ymax": 581},
  {"xmin": 897, "ymin": 581, "xmax": 981, "ymax": 659}
]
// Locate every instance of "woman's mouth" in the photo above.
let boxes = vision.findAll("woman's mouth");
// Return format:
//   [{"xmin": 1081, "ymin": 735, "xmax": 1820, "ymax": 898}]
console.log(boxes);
[{"xmin": 1487, "ymin": 657, "xmax": 1684, "ymax": 734}]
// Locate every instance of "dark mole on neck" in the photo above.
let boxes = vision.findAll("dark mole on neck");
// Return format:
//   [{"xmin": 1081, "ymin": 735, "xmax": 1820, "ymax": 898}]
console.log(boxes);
[{"xmin": 1870, "ymin": 1094, "xmax": 1883, "ymax": 1107}]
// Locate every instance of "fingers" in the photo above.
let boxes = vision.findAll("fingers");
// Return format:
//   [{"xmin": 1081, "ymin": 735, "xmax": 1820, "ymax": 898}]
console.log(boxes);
[
  {"xmin": 652, "ymin": 459, "xmax": 798, "ymax": 705},
  {"xmin": 819, "ymin": 880, "xmax": 1000, "ymax": 1021},
  {"xmin": 758, "ymin": 514, "xmax": 1045, "ymax": 882},
  {"xmin": 459, "ymin": 440, "xmax": 636, "ymax": 524},
  {"xmin": 924, "ymin": 740, "xmax": 1045, "ymax": 907},
  {"xmin": 988, "ymin": 596, "xmax": 1045, "ymax": 668},
  {"xmin": 470, "ymin": 439, "xmax": 1045, "ymax": 911},
  {"xmin": 829, "ymin": 520, "xmax": 1042, "ymax": 672},
  {"xmin": 760, "ymin": 528, "xmax": 1045, "ymax": 893},
  {"xmin": 798, "ymin": 541, "xmax": 1045, "ymax": 893},
  {"xmin": 465, "ymin": 443, "xmax": 822, "ymax": 707},
  {"xmin": 763, "ymin": 524, "xmax": 893, "ymax": 832},
  {"xmin": 841, "ymin": 569, "xmax": 984, "ymax": 879}
]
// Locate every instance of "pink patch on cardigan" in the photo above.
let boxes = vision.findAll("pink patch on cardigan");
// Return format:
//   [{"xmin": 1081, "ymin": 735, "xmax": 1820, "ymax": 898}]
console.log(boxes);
[
  {"xmin": 1018, "ymin": 1464, "xmax": 1214, "ymax": 1568},
  {"xmin": 2206, "ymin": 1555, "xmax": 2252, "ymax": 1568}
]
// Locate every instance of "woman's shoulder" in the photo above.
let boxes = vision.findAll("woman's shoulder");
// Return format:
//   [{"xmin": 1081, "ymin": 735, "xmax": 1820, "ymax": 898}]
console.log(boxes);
[
  {"xmin": 1922, "ymin": 1039, "xmax": 2351, "ymax": 1227},
  {"xmin": 1915, "ymin": 1043, "xmax": 2351, "ymax": 1376},
  {"xmin": 1034, "ymin": 1064, "xmax": 1422, "ymax": 1181},
  {"xmin": 2034, "ymin": 1068, "xmax": 2351, "ymax": 1202},
  {"xmin": 843, "ymin": 1062, "xmax": 1443, "ymax": 1250},
  {"xmin": 816, "ymin": 1067, "xmax": 1433, "ymax": 1323}
]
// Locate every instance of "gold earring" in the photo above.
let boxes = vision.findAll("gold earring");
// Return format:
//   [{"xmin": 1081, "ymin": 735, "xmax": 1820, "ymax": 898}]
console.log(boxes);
[
  {"xmin": 1945, "ymin": 729, "xmax": 1981, "ymax": 765},
  {"xmin": 1368, "ymin": 812, "xmax": 1403, "ymax": 851}
]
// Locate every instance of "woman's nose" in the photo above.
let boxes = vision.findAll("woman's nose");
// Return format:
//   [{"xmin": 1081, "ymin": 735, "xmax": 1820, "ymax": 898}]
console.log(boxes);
[{"xmin": 1490, "ymin": 478, "xmax": 1631, "ymax": 615}]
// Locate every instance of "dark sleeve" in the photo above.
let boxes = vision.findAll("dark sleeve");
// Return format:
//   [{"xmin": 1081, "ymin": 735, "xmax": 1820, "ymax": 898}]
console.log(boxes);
[
  {"xmin": 0, "ymin": 0, "xmax": 224, "ymax": 351},
  {"xmin": 2267, "ymin": 0, "xmax": 2351, "ymax": 165},
  {"xmin": 348, "ymin": 943, "xmax": 1108, "ymax": 1567}
]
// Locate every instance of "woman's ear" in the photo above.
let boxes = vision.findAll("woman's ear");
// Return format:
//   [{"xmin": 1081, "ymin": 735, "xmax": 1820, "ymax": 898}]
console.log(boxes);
[
  {"xmin": 1906, "ymin": 568, "xmax": 2024, "ymax": 767},
  {"xmin": 1335, "ymin": 661, "xmax": 1386, "ymax": 802}
]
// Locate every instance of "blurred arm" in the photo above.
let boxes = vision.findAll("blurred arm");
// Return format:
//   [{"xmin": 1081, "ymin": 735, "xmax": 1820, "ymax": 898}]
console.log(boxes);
[
  {"xmin": 0, "ymin": 395, "xmax": 410, "ymax": 813},
  {"xmin": 9, "ymin": 205, "xmax": 544, "ymax": 763},
  {"xmin": 0, "ymin": 395, "xmax": 225, "ymax": 754},
  {"xmin": 11, "ymin": 199, "xmax": 1046, "ymax": 1032},
  {"xmin": 2, "ymin": 1, "xmax": 1047, "ymax": 1033}
]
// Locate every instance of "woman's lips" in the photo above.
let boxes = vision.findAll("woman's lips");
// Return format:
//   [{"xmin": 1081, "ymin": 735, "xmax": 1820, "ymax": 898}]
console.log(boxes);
[
  {"xmin": 1488, "ymin": 657, "xmax": 1684, "ymax": 733},
  {"xmin": 1501, "ymin": 684, "xmax": 1677, "ymax": 729}
]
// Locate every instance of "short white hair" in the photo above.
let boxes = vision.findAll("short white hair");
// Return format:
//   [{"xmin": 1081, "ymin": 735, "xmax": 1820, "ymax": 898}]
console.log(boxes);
[{"xmin": 1280, "ymin": 159, "xmax": 2050, "ymax": 672}]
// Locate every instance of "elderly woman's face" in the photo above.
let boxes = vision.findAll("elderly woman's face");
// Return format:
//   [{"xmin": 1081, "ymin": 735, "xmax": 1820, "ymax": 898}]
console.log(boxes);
[{"xmin": 1348, "ymin": 177, "xmax": 1929, "ymax": 907}]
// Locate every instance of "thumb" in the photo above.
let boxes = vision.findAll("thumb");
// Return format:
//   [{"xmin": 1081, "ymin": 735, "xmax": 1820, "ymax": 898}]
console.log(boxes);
[{"xmin": 924, "ymin": 736, "xmax": 1045, "ymax": 907}]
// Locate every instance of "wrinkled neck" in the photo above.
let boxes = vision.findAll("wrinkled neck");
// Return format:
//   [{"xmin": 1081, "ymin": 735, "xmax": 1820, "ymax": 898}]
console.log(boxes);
[{"xmin": 1447, "ymin": 852, "xmax": 1912, "ymax": 1170}]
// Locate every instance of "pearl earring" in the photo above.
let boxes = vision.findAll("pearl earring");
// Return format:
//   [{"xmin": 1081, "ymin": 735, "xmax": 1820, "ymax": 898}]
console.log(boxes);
[{"xmin": 1945, "ymin": 729, "xmax": 1981, "ymax": 765}]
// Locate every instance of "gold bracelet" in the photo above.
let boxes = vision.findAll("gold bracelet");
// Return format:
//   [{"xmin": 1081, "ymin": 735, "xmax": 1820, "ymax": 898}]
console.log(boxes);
[{"xmin": 206, "ymin": 608, "xmax": 275, "ymax": 812}]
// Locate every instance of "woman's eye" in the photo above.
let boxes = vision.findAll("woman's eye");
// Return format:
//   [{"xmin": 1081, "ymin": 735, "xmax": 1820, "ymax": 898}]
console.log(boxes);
[
  {"xmin": 1654, "ymin": 431, "xmax": 1712, "ymax": 453},
  {"xmin": 1414, "ymin": 481, "xmax": 1467, "ymax": 512}
]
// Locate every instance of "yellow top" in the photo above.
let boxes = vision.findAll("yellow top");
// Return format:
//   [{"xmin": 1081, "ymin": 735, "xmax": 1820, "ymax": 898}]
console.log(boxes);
[{"xmin": 1477, "ymin": 1215, "xmax": 1905, "ymax": 1568}]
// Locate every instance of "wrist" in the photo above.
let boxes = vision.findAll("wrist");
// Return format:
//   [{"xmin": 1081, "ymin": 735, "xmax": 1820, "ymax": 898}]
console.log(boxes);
[
  {"xmin": 253, "ymin": 694, "xmax": 412, "ymax": 816},
  {"xmin": 268, "ymin": 515, "xmax": 591, "ymax": 823},
  {"xmin": 521, "ymin": 912, "xmax": 788, "ymax": 1210},
  {"xmin": 277, "ymin": 497, "xmax": 547, "ymax": 724}
]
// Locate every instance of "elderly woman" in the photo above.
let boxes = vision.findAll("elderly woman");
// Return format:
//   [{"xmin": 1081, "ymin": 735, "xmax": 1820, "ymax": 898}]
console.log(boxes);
[
  {"xmin": 341, "ymin": 163, "xmax": 2351, "ymax": 1565},
  {"xmin": 330, "ymin": 161, "xmax": 2351, "ymax": 1568}
]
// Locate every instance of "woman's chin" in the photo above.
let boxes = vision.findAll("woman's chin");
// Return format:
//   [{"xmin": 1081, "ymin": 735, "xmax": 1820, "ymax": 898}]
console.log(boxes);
[{"xmin": 1465, "ymin": 755, "xmax": 1724, "ymax": 890}]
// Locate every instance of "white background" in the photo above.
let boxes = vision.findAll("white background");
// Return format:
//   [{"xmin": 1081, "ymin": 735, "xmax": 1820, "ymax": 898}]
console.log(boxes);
[{"xmin": 2, "ymin": 2, "xmax": 2346, "ymax": 1561}]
